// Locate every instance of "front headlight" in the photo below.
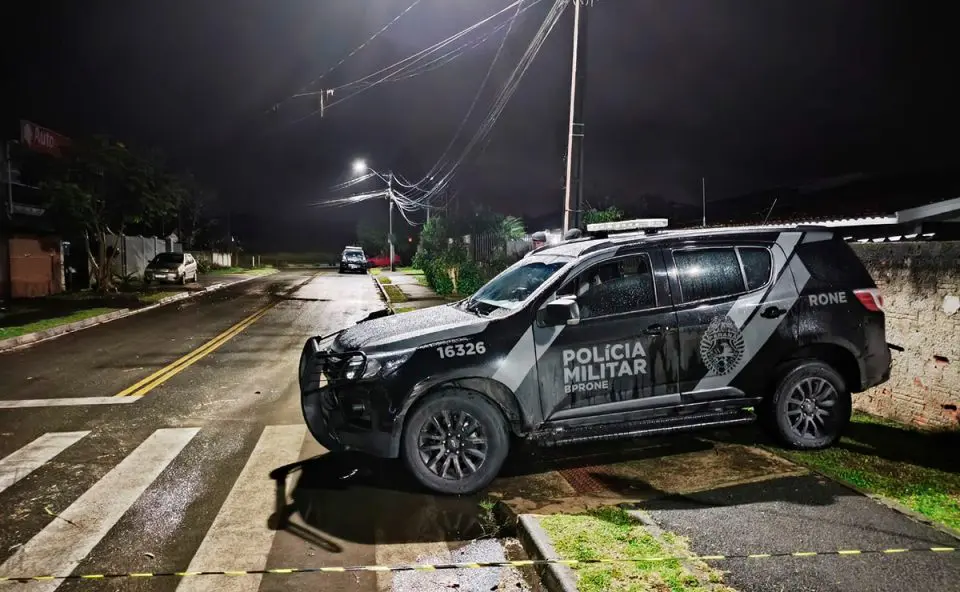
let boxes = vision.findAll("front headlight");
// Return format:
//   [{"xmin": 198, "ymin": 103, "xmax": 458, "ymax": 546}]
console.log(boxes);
[{"xmin": 346, "ymin": 350, "xmax": 414, "ymax": 380}]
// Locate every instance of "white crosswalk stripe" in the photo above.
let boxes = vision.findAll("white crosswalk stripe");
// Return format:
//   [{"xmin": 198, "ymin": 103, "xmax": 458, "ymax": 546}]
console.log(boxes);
[
  {"xmin": 0, "ymin": 431, "xmax": 89, "ymax": 495},
  {"xmin": 0, "ymin": 427, "xmax": 199, "ymax": 591},
  {"xmin": 0, "ymin": 424, "xmax": 468, "ymax": 592},
  {"xmin": 176, "ymin": 425, "xmax": 306, "ymax": 592}
]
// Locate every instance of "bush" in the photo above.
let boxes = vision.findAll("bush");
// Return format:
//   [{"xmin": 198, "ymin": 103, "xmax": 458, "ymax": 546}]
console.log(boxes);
[
  {"xmin": 411, "ymin": 249, "xmax": 430, "ymax": 272},
  {"xmin": 425, "ymin": 259, "xmax": 455, "ymax": 296},
  {"xmin": 456, "ymin": 260, "xmax": 484, "ymax": 296}
]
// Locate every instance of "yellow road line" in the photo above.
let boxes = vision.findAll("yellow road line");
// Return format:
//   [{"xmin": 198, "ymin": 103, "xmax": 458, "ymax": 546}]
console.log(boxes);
[{"xmin": 113, "ymin": 304, "xmax": 274, "ymax": 398}]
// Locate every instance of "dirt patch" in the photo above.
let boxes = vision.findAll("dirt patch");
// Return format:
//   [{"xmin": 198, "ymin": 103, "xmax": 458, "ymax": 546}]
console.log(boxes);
[
  {"xmin": 491, "ymin": 439, "xmax": 807, "ymax": 517},
  {"xmin": 600, "ymin": 442, "xmax": 807, "ymax": 495}
]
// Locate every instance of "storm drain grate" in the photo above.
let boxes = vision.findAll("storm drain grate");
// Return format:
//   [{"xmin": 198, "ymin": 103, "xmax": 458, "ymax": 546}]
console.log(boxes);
[{"xmin": 558, "ymin": 466, "xmax": 610, "ymax": 494}]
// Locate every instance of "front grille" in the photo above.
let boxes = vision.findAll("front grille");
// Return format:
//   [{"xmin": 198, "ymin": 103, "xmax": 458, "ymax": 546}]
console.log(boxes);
[{"xmin": 300, "ymin": 336, "xmax": 367, "ymax": 388}]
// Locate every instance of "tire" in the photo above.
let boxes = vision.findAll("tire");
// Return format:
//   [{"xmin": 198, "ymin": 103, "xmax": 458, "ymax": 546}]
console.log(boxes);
[
  {"xmin": 401, "ymin": 390, "xmax": 509, "ymax": 495},
  {"xmin": 178, "ymin": 273, "xmax": 186, "ymax": 285},
  {"xmin": 762, "ymin": 360, "xmax": 851, "ymax": 450}
]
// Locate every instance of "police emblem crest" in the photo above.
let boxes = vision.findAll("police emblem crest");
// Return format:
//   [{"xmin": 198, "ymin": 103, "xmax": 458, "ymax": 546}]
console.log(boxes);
[{"xmin": 699, "ymin": 316, "xmax": 745, "ymax": 376}]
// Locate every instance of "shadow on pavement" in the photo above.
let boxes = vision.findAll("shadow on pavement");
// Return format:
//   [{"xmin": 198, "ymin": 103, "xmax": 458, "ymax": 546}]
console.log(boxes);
[
  {"xmin": 263, "ymin": 430, "xmax": 880, "ymax": 549},
  {"xmin": 712, "ymin": 418, "xmax": 960, "ymax": 474},
  {"xmin": 268, "ymin": 453, "xmax": 496, "ymax": 547}
]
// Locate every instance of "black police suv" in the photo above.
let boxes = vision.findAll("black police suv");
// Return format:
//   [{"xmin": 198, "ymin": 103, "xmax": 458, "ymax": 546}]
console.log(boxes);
[{"xmin": 300, "ymin": 221, "xmax": 892, "ymax": 495}]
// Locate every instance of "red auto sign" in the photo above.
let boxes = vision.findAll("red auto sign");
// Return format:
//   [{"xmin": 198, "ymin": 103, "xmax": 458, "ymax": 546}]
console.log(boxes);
[{"xmin": 20, "ymin": 120, "xmax": 71, "ymax": 157}]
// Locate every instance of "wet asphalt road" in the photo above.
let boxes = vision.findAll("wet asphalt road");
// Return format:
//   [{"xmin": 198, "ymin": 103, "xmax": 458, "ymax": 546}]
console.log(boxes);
[{"xmin": 0, "ymin": 270, "xmax": 532, "ymax": 592}]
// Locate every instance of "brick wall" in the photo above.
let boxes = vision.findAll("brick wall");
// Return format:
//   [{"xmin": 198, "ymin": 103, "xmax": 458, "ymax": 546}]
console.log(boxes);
[{"xmin": 851, "ymin": 241, "xmax": 960, "ymax": 429}]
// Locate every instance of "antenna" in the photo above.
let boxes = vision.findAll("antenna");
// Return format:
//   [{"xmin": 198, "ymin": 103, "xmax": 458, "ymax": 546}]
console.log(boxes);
[
  {"xmin": 701, "ymin": 177, "xmax": 706, "ymax": 227},
  {"xmin": 763, "ymin": 197, "xmax": 778, "ymax": 224}
]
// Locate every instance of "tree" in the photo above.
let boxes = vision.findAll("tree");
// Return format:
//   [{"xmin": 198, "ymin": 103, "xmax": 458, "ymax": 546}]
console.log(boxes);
[
  {"xmin": 583, "ymin": 206, "xmax": 624, "ymax": 225},
  {"xmin": 174, "ymin": 172, "xmax": 211, "ymax": 250},
  {"xmin": 500, "ymin": 215, "xmax": 526, "ymax": 240},
  {"xmin": 42, "ymin": 136, "xmax": 184, "ymax": 291},
  {"xmin": 356, "ymin": 218, "xmax": 388, "ymax": 255}
]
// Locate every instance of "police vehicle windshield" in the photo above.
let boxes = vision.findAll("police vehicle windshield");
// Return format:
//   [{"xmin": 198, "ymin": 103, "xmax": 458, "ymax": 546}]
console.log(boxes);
[{"xmin": 465, "ymin": 254, "xmax": 571, "ymax": 312}]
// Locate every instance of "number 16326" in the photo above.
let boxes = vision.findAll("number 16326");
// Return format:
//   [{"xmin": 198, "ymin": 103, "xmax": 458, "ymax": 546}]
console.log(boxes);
[{"xmin": 437, "ymin": 342, "xmax": 486, "ymax": 358}]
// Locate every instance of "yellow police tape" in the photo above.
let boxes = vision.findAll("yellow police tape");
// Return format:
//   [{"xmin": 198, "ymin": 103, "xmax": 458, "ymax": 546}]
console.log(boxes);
[{"xmin": 0, "ymin": 547, "xmax": 954, "ymax": 582}]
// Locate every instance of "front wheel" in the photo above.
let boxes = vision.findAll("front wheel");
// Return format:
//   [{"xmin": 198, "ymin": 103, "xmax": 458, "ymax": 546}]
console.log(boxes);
[
  {"xmin": 401, "ymin": 390, "xmax": 509, "ymax": 495},
  {"xmin": 762, "ymin": 360, "xmax": 851, "ymax": 450}
]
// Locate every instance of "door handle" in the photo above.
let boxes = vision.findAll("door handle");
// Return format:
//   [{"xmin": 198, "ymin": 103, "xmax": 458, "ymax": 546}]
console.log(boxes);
[
  {"xmin": 643, "ymin": 324, "xmax": 665, "ymax": 335},
  {"xmin": 760, "ymin": 306, "xmax": 785, "ymax": 319}
]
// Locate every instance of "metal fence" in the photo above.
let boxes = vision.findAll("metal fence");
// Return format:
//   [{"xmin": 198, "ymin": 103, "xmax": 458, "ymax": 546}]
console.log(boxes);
[
  {"xmin": 192, "ymin": 251, "xmax": 233, "ymax": 268},
  {"xmin": 465, "ymin": 229, "xmax": 564, "ymax": 263},
  {"xmin": 106, "ymin": 234, "xmax": 181, "ymax": 279}
]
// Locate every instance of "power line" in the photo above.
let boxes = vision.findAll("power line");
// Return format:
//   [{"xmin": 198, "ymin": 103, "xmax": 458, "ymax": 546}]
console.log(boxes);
[
  {"xmin": 271, "ymin": 0, "xmax": 424, "ymax": 112},
  {"xmin": 411, "ymin": 0, "xmax": 569, "ymax": 207},
  {"xmin": 409, "ymin": 0, "xmax": 528, "ymax": 189},
  {"xmin": 277, "ymin": 0, "xmax": 539, "ymax": 125}
]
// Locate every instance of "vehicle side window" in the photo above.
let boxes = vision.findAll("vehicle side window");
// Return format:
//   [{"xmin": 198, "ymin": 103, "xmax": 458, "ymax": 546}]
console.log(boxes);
[
  {"xmin": 738, "ymin": 247, "xmax": 772, "ymax": 291},
  {"xmin": 673, "ymin": 248, "xmax": 744, "ymax": 302},
  {"xmin": 562, "ymin": 255, "xmax": 656, "ymax": 319}
]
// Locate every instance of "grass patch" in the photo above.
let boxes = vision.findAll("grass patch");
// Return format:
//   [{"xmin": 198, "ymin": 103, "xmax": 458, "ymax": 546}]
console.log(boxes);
[
  {"xmin": 240, "ymin": 266, "xmax": 277, "ymax": 276},
  {"xmin": 394, "ymin": 307, "xmax": 416, "ymax": 313},
  {"xmin": 0, "ymin": 307, "xmax": 118, "ymax": 340},
  {"xmin": 383, "ymin": 284, "xmax": 408, "ymax": 303},
  {"xmin": 376, "ymin": 275, "xmax": 392, "ymax": 284},
  {"xmin": 138, "ymin": 291, "xmax": 182, "ymax": 304},
  {"xmin": 774, "ymin": 412, "xmax": 960, "ymax": 530},
  {"xmin": 204, "ymin": 266, "xmax": 246, "ymax": 275},
  {"xmin": 205, "ymin": 266, "xmax": 275, "ymax": 276},
  {"xmin": 414, "ymin": 275, "xmax": 430, "ymax": 288},
  {"xmin": 369, "ymin": 267, "xmax": 382, "ymax": 275},
  {"xmin": 539, "ymin": 507, "xmax": 731, "ymax": 592},
  {"xmin": 398, "ymin": 267, "xmax": 424, "ymax": 275}
]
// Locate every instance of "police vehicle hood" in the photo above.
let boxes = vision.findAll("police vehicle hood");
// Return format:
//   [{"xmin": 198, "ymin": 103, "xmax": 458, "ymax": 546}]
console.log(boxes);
[{"xmin": 333, "ymin": 304, "xmax": 487, "ymax": 352}]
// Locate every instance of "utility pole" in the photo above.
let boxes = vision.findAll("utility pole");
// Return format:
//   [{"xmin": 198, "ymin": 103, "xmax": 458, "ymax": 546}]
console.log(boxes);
[
  {"xmin": 387, "ymin": 172, "xmax": 395, "ymax": 272},
  {"xmin": 562, "ymin": 0, "xmax": 590, "ymax": 233},
  {"xmin": 701, "ymin": 177, "xmax": 706, "ymax": 227},
  {"xmin": 2, "ymin": 141, "xmax": 14, "ymax": 304}
]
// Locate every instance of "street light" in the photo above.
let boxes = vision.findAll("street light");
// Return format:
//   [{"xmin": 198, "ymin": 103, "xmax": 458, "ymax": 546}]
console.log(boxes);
[
  {"xmin": 348, "ymin": 159, "xmax": 395, "ymax": 271},
  {"xmin": 352, "ymin": 159, "xmax": 368, "ymax": 176}
]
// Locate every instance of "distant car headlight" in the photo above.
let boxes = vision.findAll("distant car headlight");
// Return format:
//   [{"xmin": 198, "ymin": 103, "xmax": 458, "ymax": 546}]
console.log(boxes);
[{"xmin": 345, "ymin": 350, "xmax": 414, "ymax": 380}]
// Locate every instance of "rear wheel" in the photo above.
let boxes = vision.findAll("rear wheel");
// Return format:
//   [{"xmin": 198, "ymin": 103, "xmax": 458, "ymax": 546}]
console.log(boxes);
[
  {"xmin": 762, "ymin": 360, "xmax": 850, "ymax": 450},
  {"xmin": 401, "ymin": 390, "xmax": 509, "ymax": 495}
]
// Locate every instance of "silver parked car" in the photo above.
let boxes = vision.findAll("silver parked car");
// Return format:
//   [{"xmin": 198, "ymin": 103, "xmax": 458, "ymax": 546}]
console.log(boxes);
[{"xmin": 144, "ymin": 252, "xmax": 198, "ymax": 285}]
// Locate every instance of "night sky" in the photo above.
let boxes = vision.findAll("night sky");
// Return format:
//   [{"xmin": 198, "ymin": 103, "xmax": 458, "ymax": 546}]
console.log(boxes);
[{"xmin": 3, "ymin": 1, "xmax": 956, "ymax": 251}]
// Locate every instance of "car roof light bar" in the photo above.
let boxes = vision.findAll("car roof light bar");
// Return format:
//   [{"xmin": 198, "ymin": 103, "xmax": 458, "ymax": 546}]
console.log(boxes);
[{"xmin": 586, "ymin": 218, "xmax": 669, "ymax": 233}]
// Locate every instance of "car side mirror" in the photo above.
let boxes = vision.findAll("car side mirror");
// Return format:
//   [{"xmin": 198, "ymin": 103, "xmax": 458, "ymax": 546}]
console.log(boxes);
[{"xmin": 538, "ymin": 296, "xmax": 580, "ymax": 327}]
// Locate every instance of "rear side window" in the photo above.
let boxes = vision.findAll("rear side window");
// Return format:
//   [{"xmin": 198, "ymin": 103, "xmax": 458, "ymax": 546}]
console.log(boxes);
[
  {"xmin": 674, "ymin": 248, "xmax": 744, "ymax": 302},
  {"xmin": 738, "ymin": 247, "xmax": 772, "ymax": 291},
  {"xmin": 798, "ymin": 238, "xmax": 875, "ymax": 288}
]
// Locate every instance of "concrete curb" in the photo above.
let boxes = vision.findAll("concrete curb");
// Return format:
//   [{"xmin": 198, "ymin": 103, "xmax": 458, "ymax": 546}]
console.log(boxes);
[
  {"xmin": 0, "ymin": 271, "xmax": 274, "ymax": 353},
  {"xmin": 515, "ymin": 514, "xmax": 578, "ymax": 592},
  {"xmin": 371, "ymin": 275, "xmax": 394, "ymax": 311}
]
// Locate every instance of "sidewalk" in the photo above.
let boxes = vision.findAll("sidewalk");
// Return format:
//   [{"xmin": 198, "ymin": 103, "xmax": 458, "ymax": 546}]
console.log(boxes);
[
  {"xmin": 494, "ymin": 427, "xmax": 959, "ymax": 592},
  {"xmin": 375, "ymin": 269, "xmax": 450, "ymax": 310}
]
